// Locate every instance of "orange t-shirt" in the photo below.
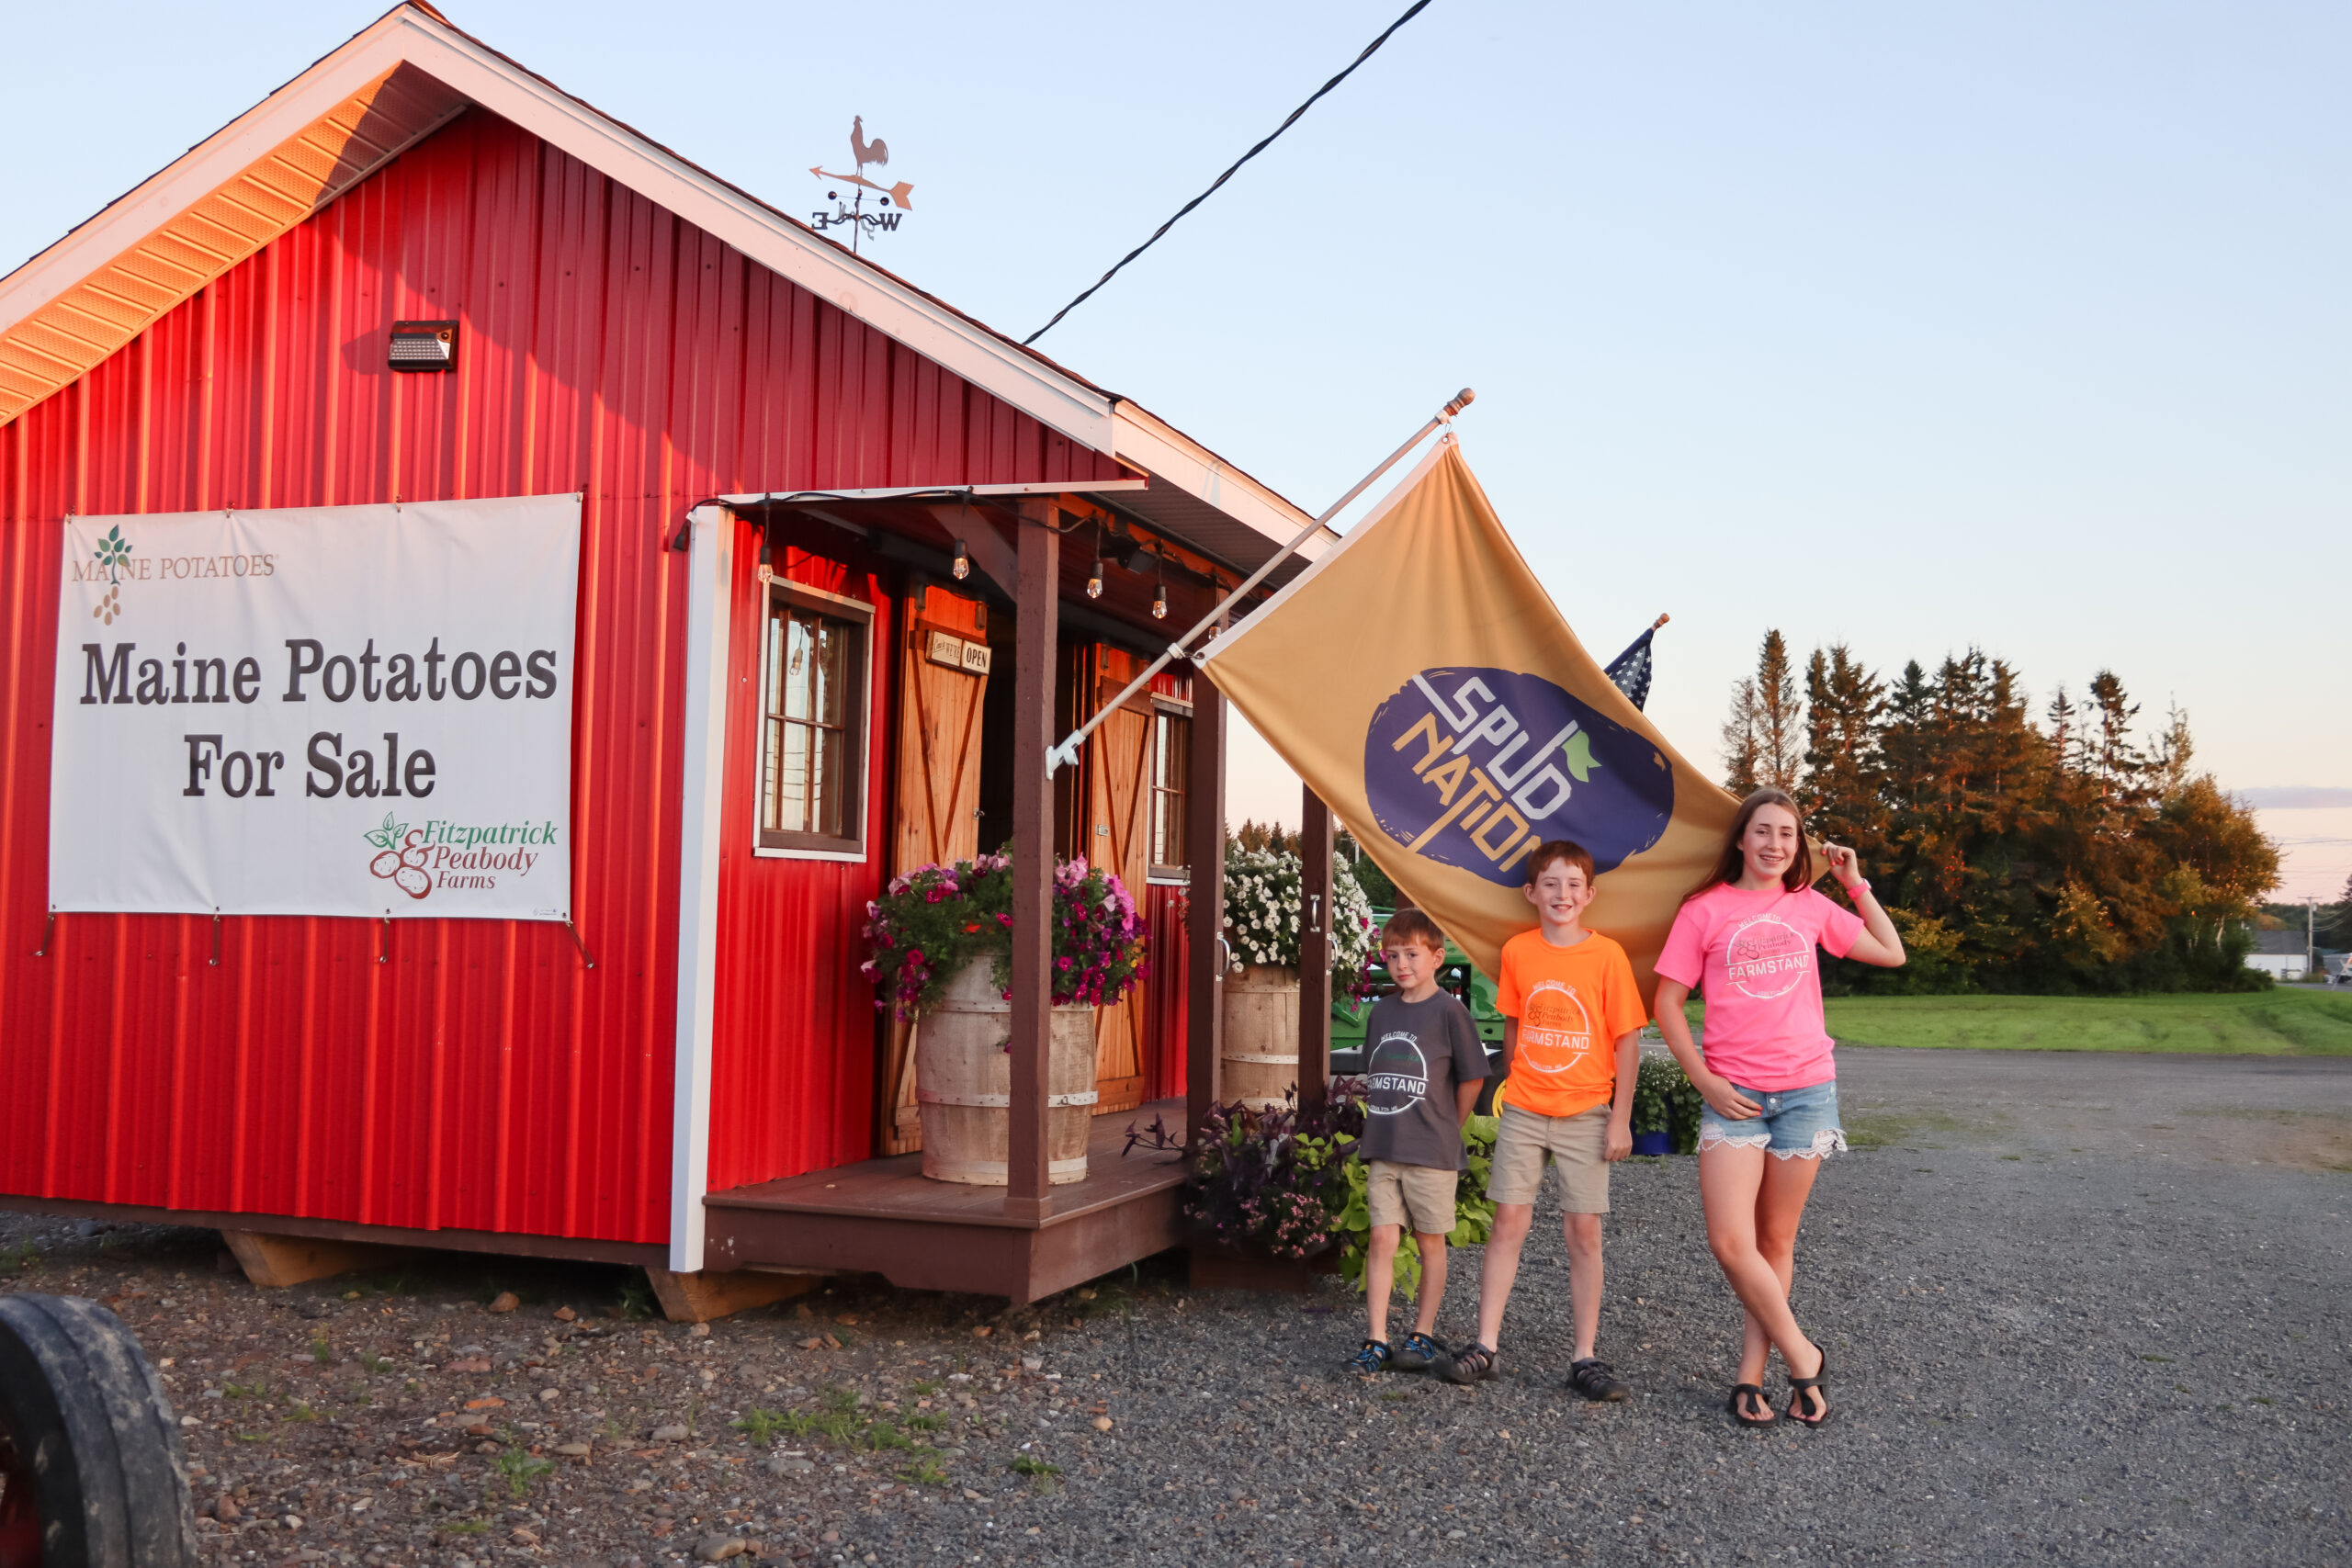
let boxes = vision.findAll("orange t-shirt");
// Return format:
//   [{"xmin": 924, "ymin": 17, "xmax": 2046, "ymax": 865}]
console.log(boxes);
[{"xmin": 1495, "ymin": 928, "xmax": 1649, "ymax": 1118}]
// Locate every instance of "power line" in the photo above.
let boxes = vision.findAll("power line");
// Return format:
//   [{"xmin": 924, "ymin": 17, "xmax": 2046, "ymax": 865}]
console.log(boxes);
[{"xmin": 1023, "ymin": 0, "xmax": 1434, "ymax": 346}]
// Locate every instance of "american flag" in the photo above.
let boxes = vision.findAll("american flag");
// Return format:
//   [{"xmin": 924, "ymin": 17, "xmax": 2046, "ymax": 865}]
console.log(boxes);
[{"xmin": 1604, "ymin": 615, "xmax": 1668, "ymax": 710}]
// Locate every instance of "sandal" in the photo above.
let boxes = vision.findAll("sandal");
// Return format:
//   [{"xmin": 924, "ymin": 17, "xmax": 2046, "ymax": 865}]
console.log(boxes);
[
  {"xmin": 1567, "ymin": 1358, "xmax": 1631, "ymax": 1403},
  {"xmin": 1391, "ymin": 1331, "xmax": 1445, "ymax": 1371},
  {"xmin": 1437, "ymin": 1342, "xmax": 1498, "ymax": 1384},
  {"xmin": 1784, "ymin": 1348, "xmax": 1830, "ymax": 1427},
  {"xmin": 1347, "ymin": 1339, "xmax": 1393, "ymax": 1376},
  {"xmin": 1725, "ymin": 1383, "xmax": 1773, "ymax": 1427}
]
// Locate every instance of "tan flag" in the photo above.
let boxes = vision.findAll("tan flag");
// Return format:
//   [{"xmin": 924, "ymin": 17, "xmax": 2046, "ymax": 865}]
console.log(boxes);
[{"xmin": 1195, "ymin": 438, "xmax": 1739, "ymax": 1007}]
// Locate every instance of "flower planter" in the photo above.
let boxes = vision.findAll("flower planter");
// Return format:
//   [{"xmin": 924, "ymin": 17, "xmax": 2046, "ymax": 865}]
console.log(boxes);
[
  {"xmin": 1631, "ymin": 1130, "xmax": 1673, "ymax": 1157},
  {"xmin": 1220, "ymin": 963, "xmax": 1301, "ymax": 1111},
  {"xmin": 915, "ymin": 958, "xmax": 1098, "ymax": 1187}
]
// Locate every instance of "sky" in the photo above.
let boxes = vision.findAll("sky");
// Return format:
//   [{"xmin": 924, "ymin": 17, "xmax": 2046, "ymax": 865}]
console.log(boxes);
[{"xmin": 4, "ymin": 0, "xmax": 2345, "ymax": 897}]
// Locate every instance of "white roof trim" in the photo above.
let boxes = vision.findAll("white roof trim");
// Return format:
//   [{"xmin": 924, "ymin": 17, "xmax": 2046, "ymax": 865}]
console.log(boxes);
[
  {"xmin": 707, "ymin": 481, "xmax": 1149, "ymax": 505},
  {"xmin": 1110, "ymin": 400, "xmax": 1336, "ymax": 560}
]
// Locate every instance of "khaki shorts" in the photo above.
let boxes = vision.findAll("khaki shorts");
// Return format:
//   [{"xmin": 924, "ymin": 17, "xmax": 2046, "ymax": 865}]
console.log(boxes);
[
  {"xmin": 1365, "ymin": 1160, "xmax": 1459, "ymax": 1235},
  {"xmin": 1487, "ymin": 1101, "xmax": 1611, "ymax": 1213}
]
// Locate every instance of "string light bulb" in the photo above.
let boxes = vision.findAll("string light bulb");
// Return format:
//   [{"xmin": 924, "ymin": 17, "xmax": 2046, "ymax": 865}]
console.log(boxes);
[
  {"xmin": 1151, "ymin": 555, "xmax": 1168, "ymax": 619},
  {"xmin": 1086, "ymin": 527, "xmax": 1104, "ymax": 599},
  {"xmin": 952, "ymin": 538, "xmax": 969, "ymax": 581}
]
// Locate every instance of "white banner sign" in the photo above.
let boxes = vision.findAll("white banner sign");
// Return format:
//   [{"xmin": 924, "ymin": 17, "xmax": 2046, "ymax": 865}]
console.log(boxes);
[{"xmin": 50, "ymin": 496, "xmax": 580, "ymax": 921}]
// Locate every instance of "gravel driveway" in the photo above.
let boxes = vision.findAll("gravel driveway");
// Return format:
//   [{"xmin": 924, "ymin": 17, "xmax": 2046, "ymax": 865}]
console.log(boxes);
[{"xmin": 3, "ymin": 1046, "xmax": 2346, "ymax": 1568}]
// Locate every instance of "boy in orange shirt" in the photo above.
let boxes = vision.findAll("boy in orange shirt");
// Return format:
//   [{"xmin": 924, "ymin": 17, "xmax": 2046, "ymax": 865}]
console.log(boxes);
[{"xmin": 1441, "ymin": 840, "xmax": 1646, "ymax": 1397}]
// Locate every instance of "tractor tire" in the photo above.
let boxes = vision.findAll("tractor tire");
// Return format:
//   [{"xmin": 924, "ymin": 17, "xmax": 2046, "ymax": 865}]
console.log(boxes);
[{"xmin": 0, "ymin": 1293, "xmax": 197, "ymax": 1568}]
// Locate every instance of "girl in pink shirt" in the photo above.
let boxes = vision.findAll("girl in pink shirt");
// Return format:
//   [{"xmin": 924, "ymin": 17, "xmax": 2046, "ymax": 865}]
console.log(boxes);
[{"xmin": 1655, "ymin": 788, "xmax": 1907, "ymax": 1429}]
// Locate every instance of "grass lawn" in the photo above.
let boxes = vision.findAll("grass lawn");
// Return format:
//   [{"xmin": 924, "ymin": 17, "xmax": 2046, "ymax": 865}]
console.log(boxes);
[{"xmin": 1815, "ymin": 989, "xmax": 2352, "ymax": 1055}]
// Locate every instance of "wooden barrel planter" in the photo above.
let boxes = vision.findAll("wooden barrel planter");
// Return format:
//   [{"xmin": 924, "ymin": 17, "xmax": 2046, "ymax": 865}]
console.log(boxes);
[
  {"xmin": 1220, "ymin": 963, "xmax": 1301, "ymax": 1110},
  {"xmin": 915, "ymin": 958, "xmax": 1098, "ymax": 1186}
]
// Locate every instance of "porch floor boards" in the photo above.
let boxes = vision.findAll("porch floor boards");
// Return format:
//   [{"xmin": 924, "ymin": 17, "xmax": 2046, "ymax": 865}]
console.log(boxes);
[{"xmin": 700, "ymin": 1098, "xmax": 1188, "ymax": 1303}]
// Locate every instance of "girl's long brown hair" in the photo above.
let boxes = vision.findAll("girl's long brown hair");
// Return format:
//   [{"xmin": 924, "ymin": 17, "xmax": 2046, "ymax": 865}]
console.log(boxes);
[{"xmin": 1685, "ymin": 787, "xmax": 1814, "ymax": 901}]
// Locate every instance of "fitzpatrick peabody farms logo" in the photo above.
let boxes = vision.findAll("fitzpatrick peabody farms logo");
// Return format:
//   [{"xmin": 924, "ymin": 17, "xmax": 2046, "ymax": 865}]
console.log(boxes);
[
  {"xmin": 363, "ymin": 813, "xmax": 560, "ymax": 901},
  {"xmin": 1363, "ymin": 667, "xmax": 1674, "ymax": 887}
]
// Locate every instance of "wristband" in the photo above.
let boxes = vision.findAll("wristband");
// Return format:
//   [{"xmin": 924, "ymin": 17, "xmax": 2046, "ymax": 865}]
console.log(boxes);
[{"xmin": 1840, "ymin": 878, "xmax": 1871, "ymax": 897}]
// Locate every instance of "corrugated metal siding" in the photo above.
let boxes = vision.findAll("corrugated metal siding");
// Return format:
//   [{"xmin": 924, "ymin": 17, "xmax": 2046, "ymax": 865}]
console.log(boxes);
[
  {"xmin": 0, "ymin": 107, "xmax": 1126, "ymax": 1245},
  {"xmin": 702, "ymin": 541, "xmax": 895, "ymax": 1195},
  {"xmin": 1142, "ymin": 881, "xmax": 1191, "ymax": 1104}
]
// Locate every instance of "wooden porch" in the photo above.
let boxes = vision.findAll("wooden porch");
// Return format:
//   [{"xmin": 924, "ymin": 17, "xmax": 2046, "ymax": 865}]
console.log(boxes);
[
  {"xmin": 702, "ymin": 1099, "xmax": 1189, "ymax": 1304},
  {"xmin": 695, "ymin": 488, "xmax": 1346, "ymax": 1304}
]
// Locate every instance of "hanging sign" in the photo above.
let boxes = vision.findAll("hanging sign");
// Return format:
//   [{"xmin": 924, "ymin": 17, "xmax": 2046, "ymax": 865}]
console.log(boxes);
[{"xmin": 50, "ymin": 495, "xmax": 581, "ymax": 921}]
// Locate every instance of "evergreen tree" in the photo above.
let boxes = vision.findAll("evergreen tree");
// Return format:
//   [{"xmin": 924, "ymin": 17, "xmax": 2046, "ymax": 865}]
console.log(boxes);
[
  {"xmin": 1720, "ymin": 676, "xmax": 1761, "ymax": 795},
  {"xmin": 1755, "ymin": 630, "xmax": 1804, "ymax": 790},
  {"xmin": 1800, "ymin": 644, "xmax": 1885, "ymax": 862}
]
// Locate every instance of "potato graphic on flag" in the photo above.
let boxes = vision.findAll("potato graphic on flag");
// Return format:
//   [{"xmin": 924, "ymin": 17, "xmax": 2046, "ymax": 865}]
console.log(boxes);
[{"xmin": 1362, "ymin": 667, "xmax": 1675, "ymax": 886}]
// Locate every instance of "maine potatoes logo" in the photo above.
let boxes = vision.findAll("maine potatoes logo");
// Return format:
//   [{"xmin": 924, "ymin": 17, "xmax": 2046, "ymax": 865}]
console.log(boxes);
[
  {"xmin": 1363, "ymin": 667, "xmax": 1674, "ymax": 886},
  {"xmin": 90, "ymin": 525, "xmax": 133, "ymax": 625}
]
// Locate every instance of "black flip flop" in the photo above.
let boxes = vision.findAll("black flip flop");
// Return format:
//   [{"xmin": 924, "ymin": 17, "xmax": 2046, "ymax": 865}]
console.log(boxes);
[
  {"xmin": 1725, "ymin": 1382, "xmax": 1772, "ymax": 1428},
  {"xmin": 1785, "ymin": 1348, "xmax": 1830, "ymax": 1427}
]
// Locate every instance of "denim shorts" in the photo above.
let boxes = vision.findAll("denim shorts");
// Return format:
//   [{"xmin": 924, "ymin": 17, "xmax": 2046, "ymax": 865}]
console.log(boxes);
[{"xmin": 1696, "ymin": 1079, "xmax": 1846, "ymax": 1159}]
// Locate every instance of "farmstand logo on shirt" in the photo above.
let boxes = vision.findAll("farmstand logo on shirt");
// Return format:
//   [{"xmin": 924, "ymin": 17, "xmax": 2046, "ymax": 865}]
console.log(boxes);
[
  {"xmin": 364, "ymin": 812, "xmax": 560, "ymax": 901},
  {"xmin": 1364, "ymin": 1032, "xmax": 1432, "ymax": 1115},
  {"xmin": 1724, "ymin": 913, "xmax": 1812, "ymax": 999},
  {"xmin": 1361, "ymin": 667, "xmax": 1674, "ymax": 887},
  {"xmin": 1514, "ymin": 978, "xmax": 1594, "ymax": 1078}
]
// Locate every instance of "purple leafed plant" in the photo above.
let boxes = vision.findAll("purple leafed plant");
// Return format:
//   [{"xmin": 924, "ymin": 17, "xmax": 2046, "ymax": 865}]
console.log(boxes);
[{"xmin": 1182, "ymin": 1081, "xmax": 1367, "ymax": 1260}]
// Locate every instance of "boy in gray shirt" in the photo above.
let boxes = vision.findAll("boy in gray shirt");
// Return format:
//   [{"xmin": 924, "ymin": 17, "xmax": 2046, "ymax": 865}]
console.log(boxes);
[{"xmin": 1348, "ymin": 908, "xmax": 1490, "ymax": 1376}]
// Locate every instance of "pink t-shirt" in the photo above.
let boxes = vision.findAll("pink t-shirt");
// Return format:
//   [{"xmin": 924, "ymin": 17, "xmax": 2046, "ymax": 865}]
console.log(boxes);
[{"xmin": 1654, "ymin": 884, "xmax": 1864, "ymax": 1091}]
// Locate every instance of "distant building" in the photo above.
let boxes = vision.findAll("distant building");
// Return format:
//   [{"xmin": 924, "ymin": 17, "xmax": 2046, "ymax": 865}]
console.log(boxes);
[{"xmin": 2245, "ymin": 930, "xmax": 2315, "ymax": 980}]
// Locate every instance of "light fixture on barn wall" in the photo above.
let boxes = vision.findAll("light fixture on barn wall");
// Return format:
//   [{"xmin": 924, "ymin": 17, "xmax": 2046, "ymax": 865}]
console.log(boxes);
[
  {"xmin": 389, "ymin": 321, "xmax": 458, "ymax": 372},
  {"xmin": 951, "ymin": 538, "xmax": 970, "ymax": 581}
]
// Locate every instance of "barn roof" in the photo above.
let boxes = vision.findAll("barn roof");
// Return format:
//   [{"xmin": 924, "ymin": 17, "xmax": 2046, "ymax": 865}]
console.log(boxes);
[{"xmin": 0, "ymin": 2, "xmax": 1329, "ymax": 572}]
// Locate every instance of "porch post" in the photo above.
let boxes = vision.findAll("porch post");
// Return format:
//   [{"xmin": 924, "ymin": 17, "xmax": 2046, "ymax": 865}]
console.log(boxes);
[
  {"xmin": 1005, "ymin": 502, "xmax": 1060, "ymax": 1224},
  {"xmin": 1296, "ymin": 787, "xmax": 1334, "ymax": 1114},
  {"xmin": 1184, "ymin": 632, "xmax": 1227, "ymax": 1148}
]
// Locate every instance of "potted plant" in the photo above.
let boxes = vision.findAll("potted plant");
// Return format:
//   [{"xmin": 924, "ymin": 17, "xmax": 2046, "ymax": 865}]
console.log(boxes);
[
  {"xmin": 863, "ymin": 855, "xmax": 1147, "ymax": 1186},
  {"xmin": 1219, "ymin": 845, "xmax": 1380, "ymax": 1109},
  {"xmin": 1629, "ymin": 1051, "xmax": 1705, "ymax": 1156}
]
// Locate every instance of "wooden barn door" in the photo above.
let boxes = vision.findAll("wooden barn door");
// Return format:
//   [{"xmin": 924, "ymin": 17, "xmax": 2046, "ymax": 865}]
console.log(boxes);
[
  {"xmin": 1084, "ymin": 646, "xmax": 1158, "ymax": 1116},
  {"xmin": 880, "ymin": 585, "xmax": 991, "ymax": 1155}
]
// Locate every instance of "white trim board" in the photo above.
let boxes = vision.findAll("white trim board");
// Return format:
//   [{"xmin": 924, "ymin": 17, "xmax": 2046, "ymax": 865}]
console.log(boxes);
[{"xmin": 668, "ymin": 503, "xmax": 734, "ymax": 1272}]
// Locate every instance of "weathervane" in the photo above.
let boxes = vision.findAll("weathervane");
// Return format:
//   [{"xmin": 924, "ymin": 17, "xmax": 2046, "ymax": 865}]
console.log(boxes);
[{"xmin": 809, "ymin": 116, "xmax": 913, "ymax": 253}]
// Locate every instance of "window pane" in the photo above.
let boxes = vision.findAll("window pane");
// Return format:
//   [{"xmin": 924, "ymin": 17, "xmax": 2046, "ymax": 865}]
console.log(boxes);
[
  {"xmin": 810, "ymin": 620, "xmax": 848, "ymax": 727},
  {"xmin": 785, "ymin": 616, "xmax": 816, "ymax": 720},
  {"xmin": 809, "ymin": 723, "xmax": 846, "ymax": 838},
  {"xmin": 762, "ymin": 717, "xmax": 785, "ymax": 833},
  {"xmin": 776, "ymin": 721, "xmax": 812, "ymax": 833},
  {"xmin": 763, "ymin": 615, "xmax": 785, "ymax": 719},
  {"xmin": 1151, "ymin": 713, "xmax": 1189, "ymax": 866}
]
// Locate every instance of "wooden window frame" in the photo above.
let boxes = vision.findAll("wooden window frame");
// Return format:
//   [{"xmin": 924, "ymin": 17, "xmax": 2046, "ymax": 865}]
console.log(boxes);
[
  {"xmin": 752, "ymin": 578, "xmax": 875, "ymax": 863},
  {"xmin": 1148, "ymin": 697, "xmax": 1192, "ymax": 884}
]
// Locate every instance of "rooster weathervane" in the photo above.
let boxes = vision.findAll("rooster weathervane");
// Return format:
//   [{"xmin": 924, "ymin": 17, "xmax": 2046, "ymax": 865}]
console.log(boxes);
[{"xmin": 810, "ymin": 116, "xmax": 914, "ymax": 252}]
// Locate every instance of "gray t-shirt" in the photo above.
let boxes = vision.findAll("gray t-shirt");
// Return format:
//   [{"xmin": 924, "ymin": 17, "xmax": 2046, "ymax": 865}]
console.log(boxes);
[{"xmin": 1356, "ymin": 990, "xmax": 1489, "ymax": 1171}]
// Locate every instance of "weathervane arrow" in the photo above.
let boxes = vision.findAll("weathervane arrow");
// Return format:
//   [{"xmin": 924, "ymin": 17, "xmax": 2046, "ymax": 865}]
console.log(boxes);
[{"xmin": 808, "ymin": 167, "xmax": 914, "ymax": 211}]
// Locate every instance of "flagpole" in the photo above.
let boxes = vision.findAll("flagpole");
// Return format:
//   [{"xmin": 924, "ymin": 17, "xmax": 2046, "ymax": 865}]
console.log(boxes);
[{"xmin": 1045, "ymin": 388, "xmax": 1474, "ymax": 775}]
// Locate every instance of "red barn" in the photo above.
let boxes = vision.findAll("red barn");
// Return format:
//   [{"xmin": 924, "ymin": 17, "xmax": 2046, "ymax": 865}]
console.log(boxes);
[{"xmin": 0, "ymin": 3, "xmax": 1337, "ymax": 1311}]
